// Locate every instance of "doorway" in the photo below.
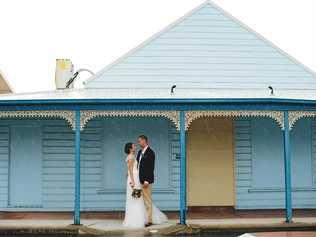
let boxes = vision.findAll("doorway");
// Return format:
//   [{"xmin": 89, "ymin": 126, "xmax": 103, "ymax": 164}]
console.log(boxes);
[{"xmin": 187, "ymin": 118, "xmax": 235, "ymax": 207}]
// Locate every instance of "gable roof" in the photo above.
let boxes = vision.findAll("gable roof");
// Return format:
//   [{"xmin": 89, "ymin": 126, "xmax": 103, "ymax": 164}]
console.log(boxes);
[
  {"xmin": 84, "ymin": 1, "xmax": 316, "ymax": 90},
  {"xmin": 0, "ymin": 71, "xmax": 13, "ymax": 93}
]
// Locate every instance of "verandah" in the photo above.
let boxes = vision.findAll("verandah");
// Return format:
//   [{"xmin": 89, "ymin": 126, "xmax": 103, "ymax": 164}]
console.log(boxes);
[{"xmin": 0, "ymin": 99, "xmax": 315, "ymax": 225}]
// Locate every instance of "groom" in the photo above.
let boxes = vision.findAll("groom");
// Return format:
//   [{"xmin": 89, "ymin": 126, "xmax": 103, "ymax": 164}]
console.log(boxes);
[{"xmin": 137, "ymin": 135, "xmax": 155, "ymax": 227}]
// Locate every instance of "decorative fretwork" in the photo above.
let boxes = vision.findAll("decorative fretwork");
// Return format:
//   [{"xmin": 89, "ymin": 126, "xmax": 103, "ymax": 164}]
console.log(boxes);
[
  {"xmin": 0, "ymin": 109, "xmax": 290, "ymax": 132},
  {"xmin": 0, "ymin": 110, "xmax": 76, "ymax": 129},
  {"xmin": 80, "ymin": 110, "xmax": 180, "ymax": 131},
  {"xmin": 185, "ymin": 110, "xmax": 284, "ymax": 130},
  {"xmin": 289, "ymin": 111, "xmax": 316, "ymax": 130}
]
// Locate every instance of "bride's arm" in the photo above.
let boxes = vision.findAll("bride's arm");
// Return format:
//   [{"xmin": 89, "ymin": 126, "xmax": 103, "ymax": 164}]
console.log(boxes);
[{"xmin": 127, "ymin": 159, "xmax": 135, "ymax": 188}]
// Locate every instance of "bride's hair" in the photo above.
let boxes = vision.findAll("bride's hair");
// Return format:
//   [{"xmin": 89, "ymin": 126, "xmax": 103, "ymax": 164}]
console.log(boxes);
[{"xmin": 124, "ymin": 142, "xmax": 134, "ymax": 155}]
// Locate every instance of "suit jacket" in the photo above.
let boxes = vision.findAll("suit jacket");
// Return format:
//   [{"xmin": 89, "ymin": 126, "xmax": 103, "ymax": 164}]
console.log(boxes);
[{"xmin": 137, "ymin": 147, "xmax": 155, "ymax": 184}]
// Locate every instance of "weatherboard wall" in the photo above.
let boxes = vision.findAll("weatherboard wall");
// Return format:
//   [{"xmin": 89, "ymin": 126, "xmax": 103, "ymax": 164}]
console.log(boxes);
[
  {"xmin": 0, "ymin": 125, "xmax": 9, "ymax": 208},
  {"xmin": 86, "ymin": 3, "xmax": 316, "ymax": 90},
  {"xmin": 0, "ymin": 118, "xmax": 179, "ymax": 211},
  {"xmin": 234, "ymin": 118, "xmax": 316, "ymax": 209},
  {"xmin": 0, "ymin": 117, "xmax": 315, "ymax": 211}
]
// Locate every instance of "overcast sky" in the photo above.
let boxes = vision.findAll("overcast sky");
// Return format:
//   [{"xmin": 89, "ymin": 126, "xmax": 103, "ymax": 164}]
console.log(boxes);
[{"xmin": 1, "ymin": 0, "xmax": 316, "ymax": 93}]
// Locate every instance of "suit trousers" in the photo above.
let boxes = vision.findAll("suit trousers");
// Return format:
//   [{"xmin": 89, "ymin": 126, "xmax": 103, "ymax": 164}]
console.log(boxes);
[{"xmin": 142, "ymin": 184, "xmax": 152, "ymax": 223}]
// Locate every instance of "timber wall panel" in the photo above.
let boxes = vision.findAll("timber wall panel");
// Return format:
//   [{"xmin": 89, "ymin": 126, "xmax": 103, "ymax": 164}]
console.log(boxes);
[
  {"xmin": 42, "ymin": 120, "xmax": 75, "ymax": 210},
  {"xmin": 235, "ymin": 118, "xmax": 316, "ymax": 209},
  {"xmin": 86, "ymin": 4, "xmax": 316, "ymax": 90},
  {"xmin": 42, "ymin": 118, "xmax": 179, "ymax": 211},
  {"xmin": 0, "ymin": 126, "xmax": 9, "ymax": 207}
]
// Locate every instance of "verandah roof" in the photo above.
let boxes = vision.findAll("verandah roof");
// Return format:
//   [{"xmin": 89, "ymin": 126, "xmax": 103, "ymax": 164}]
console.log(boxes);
[{"xmin": 0, "ymin": 88, "xmax": 316, "ymax": 101}]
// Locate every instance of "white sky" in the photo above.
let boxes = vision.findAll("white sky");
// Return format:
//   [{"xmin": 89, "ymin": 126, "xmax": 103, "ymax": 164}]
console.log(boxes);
[{"xmin": 1, "ymin": 0, "xmax": 316, "ymax": 93}]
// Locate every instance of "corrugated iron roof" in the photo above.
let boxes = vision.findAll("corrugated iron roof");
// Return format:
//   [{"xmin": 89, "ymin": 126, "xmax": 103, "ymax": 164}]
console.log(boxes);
[{"xmin": 0, "ymin": 88, "xmax": 315, "ymax": 101}]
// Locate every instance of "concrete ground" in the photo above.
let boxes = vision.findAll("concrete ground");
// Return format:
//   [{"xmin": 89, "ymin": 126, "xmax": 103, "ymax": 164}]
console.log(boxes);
[
  {"xmin": 0, "ymin": 217, "xmax": 315, "ymax": 234},
  {"xmin": 0, "ymin": 219, "xmax": 174, "ymax": 231},
  {"xmin": 188, "ymin": 217, "xmax": 316, "ymax": 227},
  {"xmin": 0, "ymin": 210, "xmax": 315, "ymax": 235}
]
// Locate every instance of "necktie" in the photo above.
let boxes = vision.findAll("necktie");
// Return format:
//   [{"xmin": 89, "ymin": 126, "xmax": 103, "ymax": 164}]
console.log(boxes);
[{"xmin": 138, "ymin": 152, "xmax": 144, "ymax": 169}]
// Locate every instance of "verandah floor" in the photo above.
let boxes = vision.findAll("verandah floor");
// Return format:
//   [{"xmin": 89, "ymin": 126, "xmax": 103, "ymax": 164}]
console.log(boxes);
[
  {"xmin": 0, "ymin": 216, "xmax": 315, "ymax": 235},
  {"xmin": 0, "ymin": 210, "xmax": 315, "ymax": 234},
  {"xmin": 1, "ymin": 208, "xmax": 315, "ymax": 220}
]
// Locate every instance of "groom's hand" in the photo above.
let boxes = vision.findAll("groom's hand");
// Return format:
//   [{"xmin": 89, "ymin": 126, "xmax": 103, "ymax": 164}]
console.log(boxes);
[{"xmin": 143, "ymin": 181, "xmax": 149, "ymax": 188}]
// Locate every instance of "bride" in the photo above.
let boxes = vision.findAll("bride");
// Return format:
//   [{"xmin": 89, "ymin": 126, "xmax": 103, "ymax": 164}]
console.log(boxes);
[{"xmin": 123, "ymin": 142, "xmax": 168, "ymax": 228}]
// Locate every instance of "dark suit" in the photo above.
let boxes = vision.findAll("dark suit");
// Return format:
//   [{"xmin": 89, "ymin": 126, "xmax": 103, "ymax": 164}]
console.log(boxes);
[
  {"xmin": 136, "ymin": 146, "xmax": 155, "ymax": 223},
  {"xmin": 136, "ymin": 146, "xmax": 155, "ymax": 184}
]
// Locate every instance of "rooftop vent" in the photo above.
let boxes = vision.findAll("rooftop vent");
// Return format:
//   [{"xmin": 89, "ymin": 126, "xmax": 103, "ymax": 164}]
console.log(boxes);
[
  {"xmin": 55, "ymin": 59, "xmax": 95, "ymax": 89},
  {"xmin": 55, "ymin": 59, "xmax": 74, "ymax": 89}
]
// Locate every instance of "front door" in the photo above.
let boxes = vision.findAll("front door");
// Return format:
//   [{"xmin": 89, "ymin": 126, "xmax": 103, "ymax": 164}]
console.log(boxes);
[
  {"xmin": 187, "ymin": 118, "xmax": 235, "ymax": 207},
  {"xmin": 9, "ymin": 124, "xmax": 42, "ymax": 207}
]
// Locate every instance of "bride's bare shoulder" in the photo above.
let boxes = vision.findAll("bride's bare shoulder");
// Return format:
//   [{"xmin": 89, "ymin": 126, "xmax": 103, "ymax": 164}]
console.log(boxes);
[{"xmin": 125, "ymin": 154, "xmax": 135, "ymax": 162}]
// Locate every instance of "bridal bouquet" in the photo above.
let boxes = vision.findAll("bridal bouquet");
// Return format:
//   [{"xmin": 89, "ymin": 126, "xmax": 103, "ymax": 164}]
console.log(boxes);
[{"xmin": 131, "ymin": 189, "xmax": 142, "ymax": 199}]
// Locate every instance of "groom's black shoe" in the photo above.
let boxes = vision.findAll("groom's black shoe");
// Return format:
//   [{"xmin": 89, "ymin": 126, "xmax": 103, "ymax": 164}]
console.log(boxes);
[{"xmin": 145, "ymin": 223, "xmax": 152, "ymax": 227}]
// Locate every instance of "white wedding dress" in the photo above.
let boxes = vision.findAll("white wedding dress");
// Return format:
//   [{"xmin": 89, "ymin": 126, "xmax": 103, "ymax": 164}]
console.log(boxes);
[{"xmin": 123, "ymin": 154, "xmax": 168, "ymax": 228}]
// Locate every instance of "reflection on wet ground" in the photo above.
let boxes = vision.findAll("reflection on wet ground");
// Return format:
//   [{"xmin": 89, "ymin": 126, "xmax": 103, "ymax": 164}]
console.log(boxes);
[
  {"xmin": 86, "ymin": 232, "xmax": 243, "ymax": 237},
  {"xmin": 1, "ymin": 231, "xmax": 316, "ymax": 237},
  {"xmin": 93, "ymin": 231, "xmax": 316, "ymax": 237},
  {"xmin": 85, "ymin": 233, "xmax": 244, "ymax": 237},
  {"xmin": 0, "ymin": 229, "xmax": 307, "ymax": 237}
]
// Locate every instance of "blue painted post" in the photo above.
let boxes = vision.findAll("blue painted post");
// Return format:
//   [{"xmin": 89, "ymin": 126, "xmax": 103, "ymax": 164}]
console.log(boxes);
[
  {"xmin": 179, "ymin": 110, "xmax": 187, "ymax": 225},
  {"xmin": 74, "ymin": 110, "xmax": 81, "ymax": 225},
  {"xmin": 283, "ymin": 111, "xmax": 293, "ymax": 223}
]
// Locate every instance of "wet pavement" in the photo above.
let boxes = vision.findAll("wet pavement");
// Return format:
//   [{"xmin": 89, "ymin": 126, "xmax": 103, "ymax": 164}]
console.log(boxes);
[
  {"xmin": 1, "ymin": 217, "xmax": 316, "ymax": 232},
  {"xmin": 100, "ymin": 231, "xmax": 316, "ymax": 237},
  {"xmin": 0, "ymin": 230, "xmax": 315, "ymax": 237},
  {"xmin": 243, "ymin": 232, "xmax": 316, "ymax": 237},
  {"xmin": 0, "ymin": 216, "xmax": 315, "ymax": 236},
  {"xmin": 80, "ymin": 231, "xmax": 316, "ymax": 237}
]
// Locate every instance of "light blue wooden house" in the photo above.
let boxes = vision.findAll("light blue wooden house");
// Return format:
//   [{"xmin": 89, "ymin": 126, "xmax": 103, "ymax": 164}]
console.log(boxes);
[{"xmin": 0, "ymin": 1, "xmax": 316, "ymax": 225}]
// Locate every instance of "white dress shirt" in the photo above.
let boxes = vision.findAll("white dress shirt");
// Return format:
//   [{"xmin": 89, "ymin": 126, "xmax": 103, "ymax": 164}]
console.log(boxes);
[{"xmin": 139, "ymin": 145, "xmax": 148, "ymax": 166}]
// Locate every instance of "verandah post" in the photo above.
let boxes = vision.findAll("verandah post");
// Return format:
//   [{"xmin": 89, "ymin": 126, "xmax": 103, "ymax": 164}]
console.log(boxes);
[
  {"xmin": 179, "ymin": 110, "xmax": 187, "ymax": 224},
  {"xmin": 283, "ymin": 110, "xmax": 293, "ymax": 223},
  {"xmin": 74, "ymin": 109, "xmax": 81, "ymax": 225}
]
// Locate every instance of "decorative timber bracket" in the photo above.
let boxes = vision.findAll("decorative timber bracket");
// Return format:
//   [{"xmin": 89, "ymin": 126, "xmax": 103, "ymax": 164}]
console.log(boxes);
[
  {"xmin": 289, "ymin": 111, "xmax": 316, "ymax": 130},
  {"xmin": 184, "ymin": 110, "xmax": 285, "ymax": 131},
  {"xmin": 80, "ymin": 110, "xmax": 180, "ymax": 131},
  {"xmin": 0, "ymin": 110, "xmax": 76, "ymax": 129},
  {"xmin": 4, "ymin": 109, "xmax": 314, "ymax": 132}
]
